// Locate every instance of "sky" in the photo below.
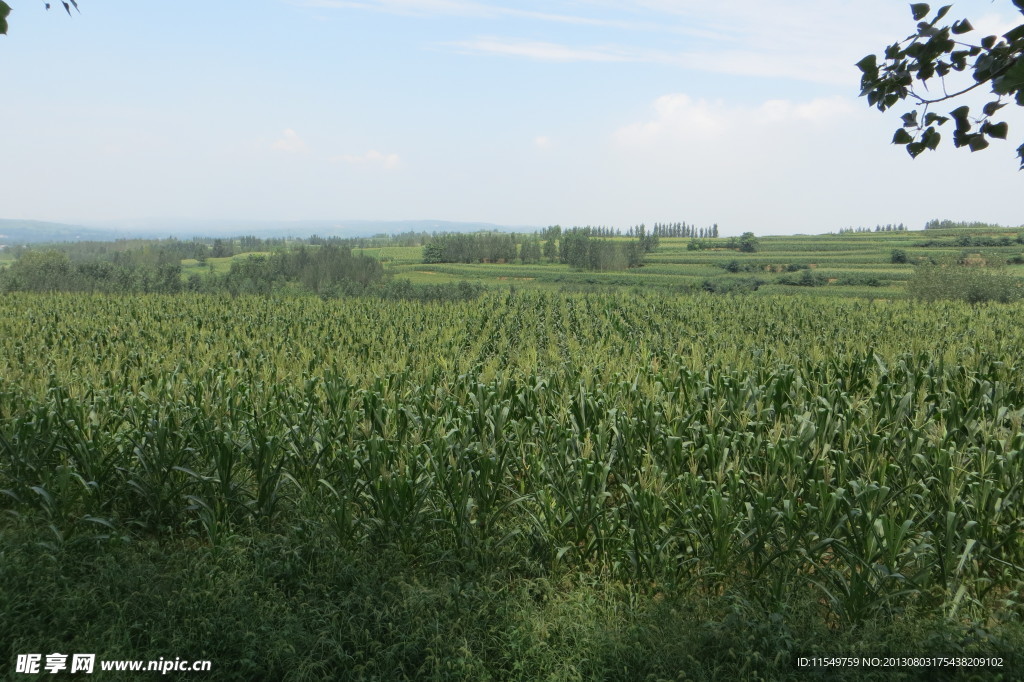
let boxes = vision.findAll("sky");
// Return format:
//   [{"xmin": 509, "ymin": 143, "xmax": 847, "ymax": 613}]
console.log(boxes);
[{"xmin": 1, "ymin": 0, "xmax": 1023, "ymax": 236}]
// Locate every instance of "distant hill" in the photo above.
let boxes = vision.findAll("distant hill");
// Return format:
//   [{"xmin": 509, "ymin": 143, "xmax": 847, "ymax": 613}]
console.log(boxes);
[
  {"xmin": 0, "ymin": 219, "xmax": 131, "ymax": 245},
  {"xmin": 0, "ymin": 218, "xmax": 537, "ymax": 246},
  {"xmin": 81, "ymin": 219, "xmax": 536, "ymax": 239}
]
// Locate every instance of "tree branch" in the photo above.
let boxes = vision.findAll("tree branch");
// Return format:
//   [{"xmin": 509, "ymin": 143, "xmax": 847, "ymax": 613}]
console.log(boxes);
[{"xmin": 910, "ymin": 77, "xmax": 992, "ymax": 105}]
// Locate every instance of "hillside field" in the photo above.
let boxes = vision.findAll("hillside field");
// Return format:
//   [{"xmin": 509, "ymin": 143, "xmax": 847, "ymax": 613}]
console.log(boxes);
[{"xmin": 374, "ymin": 227, "xmax": 1024, "ymax": 299}]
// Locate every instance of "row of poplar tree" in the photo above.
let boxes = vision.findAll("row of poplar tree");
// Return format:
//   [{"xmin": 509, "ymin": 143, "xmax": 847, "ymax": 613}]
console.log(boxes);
[
  {"xmin": 644, "ymin": 222, "xmax": 720, "ymax": 238},
  {"xmin": 422, "ymin": 225, "xmax": 663, "ymax": 270}
]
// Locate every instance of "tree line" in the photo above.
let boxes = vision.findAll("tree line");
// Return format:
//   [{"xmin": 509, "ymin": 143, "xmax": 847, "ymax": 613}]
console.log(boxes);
[
  {"xmin": 0, "ymin": 244, "xmax": 385, "ymax": 297},
  {"xmin": 924, "ymin": 219, "xmax": 1018, "ymax": 230},
  {"xmin": 421, "ymin": 226, "xmax": 662, "ymax": 271},
  {"xmin": 838, "ymin": 224, "xmax": 908, "ymax": 233},
  {"xmin": 647, "ymin": 222, "xmax": 720, "ymax": 238},
  {"xmin": 423, "ymin": 233, "xmax": 518, "ymax": 264},
  {"xmin": 0, "ymin": 249, "xmax": 185, "ymax": 294},
  {"xmin": 558, "ymin": 229, "xmax": 644, "ymax": 271},
  {"xmin": 0, "ymin": 238, "xmax": 496, "ymax": 302},
  {"xmin": 221, "ymin": 246, "xmax": 384, "ymax": 296}
]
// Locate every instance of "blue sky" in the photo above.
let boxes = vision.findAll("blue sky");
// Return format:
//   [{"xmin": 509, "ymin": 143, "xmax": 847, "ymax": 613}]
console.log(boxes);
[{"xmin": 1, "ymin": 0, "xmax": 1023, "ymax": 235}]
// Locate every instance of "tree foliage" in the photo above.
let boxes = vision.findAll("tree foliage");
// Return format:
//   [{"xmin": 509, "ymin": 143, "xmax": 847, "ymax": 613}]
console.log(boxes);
[
  {"xmin": 858, "ymin": 1, "xmax": 1024, "ymax": 167},
  {"xmin": 558, "ymin": 228, "xmax": 644, "ymax": 271},
  {"xmin": 0, "ymin": 241, "xmax": 387, "ymax": 297},
  {"xmin": 223, "ymin": 245, "xmax": 384, "ymax": 297},
  {"xmin": 738, "ymin": 232, "xmax": 759, "ymax": 253},
  {"xmin": 423, "ymin": 232, "xmax": 517, "ymax": 264}
]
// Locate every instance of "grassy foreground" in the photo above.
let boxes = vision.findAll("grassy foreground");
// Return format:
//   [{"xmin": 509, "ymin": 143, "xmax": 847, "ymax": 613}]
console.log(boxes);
[{"xmin": 3, "ymin": 291, "xmax": 1024, "ymax": 680}]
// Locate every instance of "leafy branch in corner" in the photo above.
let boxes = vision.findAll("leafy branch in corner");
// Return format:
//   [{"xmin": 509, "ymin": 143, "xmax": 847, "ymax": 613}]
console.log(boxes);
[
  {"xmin": 857, "ymin": 1, "xmax": 1024, "ymax": 168},
  {"xmin": 0, "ymin": 1, "xmax": 79, "ymax": 36}
]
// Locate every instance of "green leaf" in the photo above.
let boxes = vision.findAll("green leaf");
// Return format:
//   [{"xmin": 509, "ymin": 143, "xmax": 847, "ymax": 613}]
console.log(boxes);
[
  {"xmin": 934, "ymin": 4, "xmax": 952, "ymax": 22},
  {"xmin": 985, "ymin": 121, "xmax": 1009, "ymax": 139},
  {"xmin": 950, "ymin": 105, "xmax": 971, "ymax": 122},
  {"xmin": 0, "ymin": 1, "xmax": 10, "ymax": 36},
  {"xmin": 1003, "ymin": 24, "xmax": 1024, "ymax": 42},
  {"xmin": 893, "ymin": 129, "xmax": 914, "ymax": 145},
  {"xmin": 951, "ymin": 19, "xmax": 973, "ymax": 34},
  {"xmin": 910, "ymin": 3, "xmax": 930, "ymax": 21},
  {"xmin": 968, "ymin": 134, "xmax": 990, "ymax": 151},
  {"xmin": 856, "ymin": 54, "xmax": 878, "ymax": 74},
  {"xmin": 901, "ymin": 111, "xmax": 919, "ymax": 128},
  {"xmin": 993, "ymin": 59, "xmax": 1024, "ymax": 95},
  {"xmin": 983, "ymin": 101, "xmax": 1007, "ymax": 116},
  {"xmin": 907, "ymin": 141, "xmax": 927, "ymax": 158}
]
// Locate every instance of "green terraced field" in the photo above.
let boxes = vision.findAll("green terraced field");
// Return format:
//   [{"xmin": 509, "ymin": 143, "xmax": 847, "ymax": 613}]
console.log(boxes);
[{"xmin": 376, "ymin": 227, "xmax": 1024, "ymax": 299}]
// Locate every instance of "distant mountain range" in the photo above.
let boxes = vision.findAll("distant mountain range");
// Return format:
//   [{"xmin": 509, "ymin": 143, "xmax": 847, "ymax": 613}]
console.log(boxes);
[
  {"xmin": 0, "ymin": 218, "xmax": 537, "ymax": 245},
  {"xmin": 0, "ymin": 219, "xmax": 131, "ymax": 245}
]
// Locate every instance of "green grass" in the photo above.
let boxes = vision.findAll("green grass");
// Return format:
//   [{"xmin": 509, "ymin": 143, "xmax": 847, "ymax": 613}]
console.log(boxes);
[
  {"xmin": 5, "ymin": 527, "xmax": 1017, "ymax": 681},
  {"xmin": 180, "ymin": 252, "xmax": 274, "ymax": 280}
]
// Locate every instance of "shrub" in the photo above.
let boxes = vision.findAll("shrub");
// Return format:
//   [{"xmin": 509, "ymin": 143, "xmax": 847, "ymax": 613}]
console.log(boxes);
[
  {"xmin": 701, "ymin": 276, "xmax": 764, "ymax": 294},
  {"xmin": 738, "ymin": 232, "xmax": 759, "ymax": 253},
  {"xmin": 835, "ymin": 274, "xmax": 884, "ymax": 287},
  {"xmin": 778, "ymin": 270, "xmax": 827, "ymax": 287}
]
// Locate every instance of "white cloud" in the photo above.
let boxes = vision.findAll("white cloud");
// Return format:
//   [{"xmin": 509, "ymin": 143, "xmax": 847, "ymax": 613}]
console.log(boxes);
[
  {"xmin": 614, "ymin": 93, "xmax": 856, "ymax": 149},
  {"xmin": 444, "ymin": 37, "xmax": 636, "ymax": 62},
  {"xmin": 298, "ymin": 0, "xmax": 658, "ymax": 29},
  {"xmin": 600, "ymin": 90, "xmax": 906, "ymax": 234},
  {"xmin": 534, "ymin": 135, "xmax": 552, "ymax": 149},
  {"xmin": 970, "ymin": 13, "xmax": 1023, "ymax": 41},
  {"xmin": 759, "ymin": 97, "xmax": 856, "ymax": 124},
  {"xmin": 297, "ymin": 0, "xmax": 497, "ymax": 18},
  {"xmin": 300, "ymin": 0, "xmax": 1024, "ymax": 86},
  {"xmin": 334, "ymin": 149, "xmax": 402, "ymax": 169},
  {"xmin": 616, "ymin": 94, "xmax": 727, "ymax": 144},
  {"xmin": 443, "ymin": 37, "xmax": 870, "ymax": 83},
  {"xmin": 272, "ymin": 129, "xmax": 308, "ymax": 153}
]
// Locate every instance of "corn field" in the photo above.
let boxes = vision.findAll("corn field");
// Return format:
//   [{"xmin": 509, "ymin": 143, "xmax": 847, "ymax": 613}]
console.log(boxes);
[{"xmin": 2, "ymin": 290, "xmax": 1024, "ymax": 628}]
